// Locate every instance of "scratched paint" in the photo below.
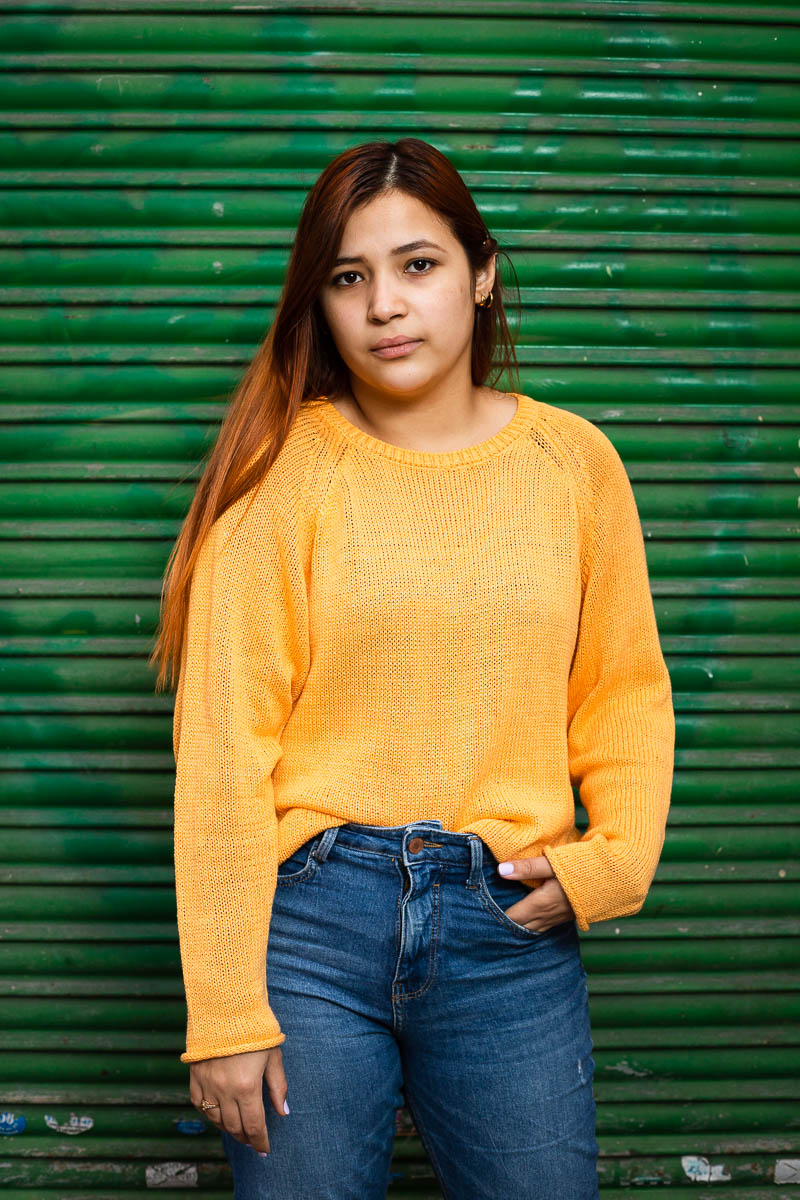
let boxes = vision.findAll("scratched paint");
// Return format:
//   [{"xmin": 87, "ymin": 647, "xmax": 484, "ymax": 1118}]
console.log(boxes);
[
  {"xmin": 44, "ymin": 1112, "xmax": 94, "ymax": 1135},
  {"xmin": 145, "ymin": 1161, "xmax": 198, "ymax": 1188},
  {"xmin": 605, "ymin": 1058, "xmax": 652, "ymax": 1077},
  {"xmin": 681, "ymin": 1154, "xmax": 732, "ymax": 1182},
  {"xmin": 775, "ymin": 1160, "xmax": 800, "ymax": 1184}
]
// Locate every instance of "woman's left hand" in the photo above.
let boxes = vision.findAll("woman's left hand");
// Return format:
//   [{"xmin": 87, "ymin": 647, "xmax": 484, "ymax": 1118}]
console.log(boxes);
[{"xmin": 496, "ymin": 855, "xmax": 576, "ymax": 932}]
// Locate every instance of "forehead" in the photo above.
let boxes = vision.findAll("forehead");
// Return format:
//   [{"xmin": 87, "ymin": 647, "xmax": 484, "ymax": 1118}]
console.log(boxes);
[{"xmin": 338, "ymin": 191, "xmax": 454, "ymax": 249}]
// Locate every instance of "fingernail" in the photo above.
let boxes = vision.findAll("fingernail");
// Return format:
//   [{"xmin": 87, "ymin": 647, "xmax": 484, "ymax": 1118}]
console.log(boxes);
[
  {"xmin": 283, "ymin": 1099, "xmax": 290, "ymax": 1114},
  {"xmin": 258, "ymin": 1151, "xmax": 269, "ymax": 1157},
  {"xmin": 498, "ymin": 862, "xmax": 514, "ymax": 875}
]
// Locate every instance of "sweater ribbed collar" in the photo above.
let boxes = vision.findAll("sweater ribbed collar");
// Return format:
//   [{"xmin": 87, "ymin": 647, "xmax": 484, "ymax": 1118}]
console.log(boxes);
[{"xmin": 309, "ymin": 391, "xmax": 536, "ymax": 468}]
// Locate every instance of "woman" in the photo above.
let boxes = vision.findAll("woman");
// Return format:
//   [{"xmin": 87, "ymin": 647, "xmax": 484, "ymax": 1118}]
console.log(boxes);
[{"xmin": 150, "ymin": 137, "xmax": 675, "ymax": 1199}]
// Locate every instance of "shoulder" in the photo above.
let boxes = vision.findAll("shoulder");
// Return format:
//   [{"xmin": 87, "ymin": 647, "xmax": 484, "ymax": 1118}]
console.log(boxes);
[
  {"xmin": 528, "ymin": 397, "xmax": 632, "ymax": 500},
  {"xmin": 529, "ymin": 397, "xmax": 622, "ymax": 470},
  {"xmin": 205, "ymin": 400, "xmax": 339, "ymax": 562}
]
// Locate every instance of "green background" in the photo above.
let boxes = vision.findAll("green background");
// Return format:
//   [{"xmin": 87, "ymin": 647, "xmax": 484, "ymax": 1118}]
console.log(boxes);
[{"xmin": 0, "ymin": 1, "xmax": 798, "ymax": 1194}]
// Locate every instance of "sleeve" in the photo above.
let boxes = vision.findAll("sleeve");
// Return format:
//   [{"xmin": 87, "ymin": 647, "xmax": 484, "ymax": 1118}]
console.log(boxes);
[
  {"xmin": 172, "ymin": 474, "xmax": 310, "ymax": 1063},
  {"xmin": 542, "ymin": 424, "xmax": 675, "ymax": 932}
]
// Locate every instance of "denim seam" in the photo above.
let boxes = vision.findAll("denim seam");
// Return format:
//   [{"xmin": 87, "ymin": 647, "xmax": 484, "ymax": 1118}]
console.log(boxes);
[
  {"xmin": 473, "ymin": 874, "xmax": 543, "ymax": 941},
  {"xmin": 393, "ymin": 882, "xmax": 440, "ymax": 1001},
  {"xmin": 391, "ymin": 858, "xmax": 405, "ymax": 1035},
  {"xmin": 274, "ymin": 857, "xmax": 319, "ymax": 888}
]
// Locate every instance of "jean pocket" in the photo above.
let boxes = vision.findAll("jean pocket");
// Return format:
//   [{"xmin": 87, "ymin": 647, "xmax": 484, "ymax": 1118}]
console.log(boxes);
[
  {"xmin": 276, "ymin": 836, "xmax": 320, "ymax": 887},
  {"xmin": 475, "ymin": 867, "xmax": 544, "ymax": 940}
]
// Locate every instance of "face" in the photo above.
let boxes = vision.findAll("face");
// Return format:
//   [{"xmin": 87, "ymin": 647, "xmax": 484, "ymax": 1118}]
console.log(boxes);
[{"xmin": 318, "ymin": 190, "xmax": 495, "ymax": 402}]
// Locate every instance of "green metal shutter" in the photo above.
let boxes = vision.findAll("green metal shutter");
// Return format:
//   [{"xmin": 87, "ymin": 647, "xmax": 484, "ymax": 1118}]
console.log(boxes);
[{"xmin": 1, "ymin": 3, "xmax": 798, "ymax": 1195}]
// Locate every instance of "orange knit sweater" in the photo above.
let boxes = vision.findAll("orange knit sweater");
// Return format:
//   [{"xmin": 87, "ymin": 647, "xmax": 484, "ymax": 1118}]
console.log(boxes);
[{"xmin": 172, "ymin": 391, "xmax": 674, "ymax": 1064}]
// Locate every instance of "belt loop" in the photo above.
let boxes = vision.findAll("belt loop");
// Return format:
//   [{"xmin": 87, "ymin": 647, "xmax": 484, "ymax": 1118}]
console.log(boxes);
[
  {"xmin": 311, "ymin": 824, "xmax": 341, "ymax": 863},
  {"xmin": 467, "ymin": 835, "xmax": 483, "ymax": 887}
]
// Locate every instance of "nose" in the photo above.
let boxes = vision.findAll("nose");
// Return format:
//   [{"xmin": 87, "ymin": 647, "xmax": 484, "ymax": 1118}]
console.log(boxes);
[{"xmin": 367, "ymin": 269, "xmax": 407, "ymax": 323}]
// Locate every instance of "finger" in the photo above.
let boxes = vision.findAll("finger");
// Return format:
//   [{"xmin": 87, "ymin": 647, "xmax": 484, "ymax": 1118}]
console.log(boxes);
[
  {"xmin": 188, "ymin": 1065, "xmax": 212, "ymax": 1111},
  {"xmin": 502, "ymin": 890, "xmax": 542, "ymax": 925},
  {"xmin": 219, "ymin": 1096, "xmax": 246, "ymax": 1146},
  {"xmin": 497, "ymin": 854, "xmax": 554, "ymax": 879},
  {"xmin": 264, "ymin": 1047, "xmax": 290, "ymax": 1118},
  {"xmin": 193, "ymin": 1096, "xmax": 223, "ymax": 1130},
  {"xmin": 504, "ymin": 888, "xmax": 573, "ymax": 929},
  {"xmin": 239, "ymin": 1089, "xmax": 272, "ymax": 1156}
]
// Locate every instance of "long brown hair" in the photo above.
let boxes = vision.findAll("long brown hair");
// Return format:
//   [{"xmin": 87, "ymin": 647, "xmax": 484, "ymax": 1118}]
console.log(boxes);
[{"xmin": 148, "ymin": 136, "xmax": 522, "ymax": 694}]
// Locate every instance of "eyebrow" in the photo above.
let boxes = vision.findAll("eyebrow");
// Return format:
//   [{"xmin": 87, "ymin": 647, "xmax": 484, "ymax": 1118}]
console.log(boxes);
[{"xmin": 332, "ymin": 239, "xmax": 446, "ymax": 267}]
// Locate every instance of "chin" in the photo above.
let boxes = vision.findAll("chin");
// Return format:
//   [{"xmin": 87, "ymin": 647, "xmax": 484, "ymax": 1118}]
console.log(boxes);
[{"xmin": 375, "ymin": 379, "xmax": 436, "ymax": 399}]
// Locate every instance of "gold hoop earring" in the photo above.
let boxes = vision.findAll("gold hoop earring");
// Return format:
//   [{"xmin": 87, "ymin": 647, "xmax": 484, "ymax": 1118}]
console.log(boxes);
[{"xmin": 477, "ymin": 289, "xmax": 494, "ymax": 310}]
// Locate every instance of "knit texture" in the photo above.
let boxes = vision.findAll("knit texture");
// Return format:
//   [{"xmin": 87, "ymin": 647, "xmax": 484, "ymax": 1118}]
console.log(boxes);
[{"xmin": 172, "ymin": 391, "xmax": 675, "ymax": 1063}]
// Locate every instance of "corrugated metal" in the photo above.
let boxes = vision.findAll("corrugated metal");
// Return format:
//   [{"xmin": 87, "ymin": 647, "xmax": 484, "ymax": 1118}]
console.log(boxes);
[{"xmin": 0, "ymin": 2, "xmax": 798, "ymax": 1195}]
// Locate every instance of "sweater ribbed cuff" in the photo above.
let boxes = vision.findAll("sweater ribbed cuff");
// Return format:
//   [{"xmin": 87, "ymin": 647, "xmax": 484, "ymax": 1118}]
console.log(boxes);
[
  {"xmin": 180, "ymin": 1029, "xmax": 286, "ymax": 1065},
  {"xmin": 542, "ymin": 836, "xmax": 653, "ymax": 933}
]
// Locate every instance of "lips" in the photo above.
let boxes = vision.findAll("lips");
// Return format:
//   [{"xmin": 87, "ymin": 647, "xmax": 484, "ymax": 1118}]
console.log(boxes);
[{"xmin": 370, "ymin": 339, "xmax": 422, "ymax": 359}]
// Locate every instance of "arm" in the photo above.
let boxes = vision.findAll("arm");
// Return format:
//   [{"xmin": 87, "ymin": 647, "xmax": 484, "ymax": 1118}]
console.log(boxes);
[
  {"xmin": 173, "ymin": 472, "xmax": 310, "ymax": 1063},
  {"xmin": 543, "ymin": 423, "xmax": 675, "ymax": 931}
]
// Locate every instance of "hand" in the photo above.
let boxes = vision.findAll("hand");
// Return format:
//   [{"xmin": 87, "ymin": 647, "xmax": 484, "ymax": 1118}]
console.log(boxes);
[
  {"xmin": 496, "ymin": 855, "xmax": 576, "ymax": 933},
  {"xmin": 189, "ymin": 1045, "xmax": 289, "ymax": 1156}
]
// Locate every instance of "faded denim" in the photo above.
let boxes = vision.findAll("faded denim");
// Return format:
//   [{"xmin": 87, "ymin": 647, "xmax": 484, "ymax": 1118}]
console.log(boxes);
[{"xmin": 221, "ymin": 819, "xmax": 600, "ymax": 1199}]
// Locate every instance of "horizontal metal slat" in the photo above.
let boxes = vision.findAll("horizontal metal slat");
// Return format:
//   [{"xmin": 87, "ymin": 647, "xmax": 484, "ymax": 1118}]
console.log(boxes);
[
  {"xmin": 0, "ymin": 595, "xmax": 796, "ymax": 637},
  {"xmin": 4, "ymin": 192, "xmax": 800, "ymax": 247},
  {"xmin": 1, "ymin": 518, "xmax": 788, "ymax": 538},
  {"xmin": 3, "ymin": 72, "xmax": 799, "ymax": 132},
  {"xmin": 3, "ymin": 249, "xmax": 799, "ymax": 300},
  {"xmin": 3, "ymin": 310, "xmax": 799, "ymax": 363},
  {"xmin": 0, "ymin": 573, "xmax": 796, "ymax": 597},
  {"xmin": 2, "ymin": 13, "xmax": 800, "ymax": 77},
  {"xmin": 2, "ymin": 0, "xmax": 799, "ymax": 21},
  {"xmin": 0, "ymin": 791, "xmax": 797, "ymax": 823},
  {"xmin": 0, "ymin": 420, "xmax": 797, "ymax": 460},
  {"xmin": 0, "ymin": 540, "xmax": 796, "ymax": 577},
  {"xmin": 4, "ymin": 168, "xmax": 799, "ymax": 197},
  {"xmin": 5, "ymin": 916, "xmax": 800, "ymax": 940},
  {"xmin": 1, "ymin": 880, "xmax": 796, "ymax": 920},
  {"xmin": 3, "ymin": 130, "xmax": 800, "ymax": 181},
  {"xmin": 7, "ymin": 969, "xmax": 800, "ymax": 999},
  {"xmin": 0, "ymin": 482, "xmax": 798, "ymax": 520},
  {"xmin": 20, "ymin": 858, "xmax": 800, "ymax": 888},
  {"xmin": 0, "ymin": 824, "xmax": 795, "ymax": 861}
]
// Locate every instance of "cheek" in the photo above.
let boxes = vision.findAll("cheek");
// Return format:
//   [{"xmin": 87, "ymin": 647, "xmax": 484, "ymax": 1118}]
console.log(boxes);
[
  {"xmin": 323, "ymin": 299, "xmax": 358, "ymax": 346},
  {"xmin": 419, "ymin": 282, "xmax": 473, "ymax": 337}
]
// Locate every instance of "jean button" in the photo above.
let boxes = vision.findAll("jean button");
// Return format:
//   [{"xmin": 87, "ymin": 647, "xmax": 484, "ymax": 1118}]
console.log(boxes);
[{"xmin": 408, "ymin": 837, "xmax": 424, "ymax": 853}]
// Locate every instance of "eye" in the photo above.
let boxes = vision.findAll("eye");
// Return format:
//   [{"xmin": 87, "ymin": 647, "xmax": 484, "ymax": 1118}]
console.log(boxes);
[
  {"xmin": 329, "ymin": 258, "xmax": 437, "ymax": 288},
  {"xmin": 407, "ymin": 258, "xmax": 436, "ymax": 274},
  {"xmin": 330, "ymin": 269, "xmax": 363, "ymax": 288}
]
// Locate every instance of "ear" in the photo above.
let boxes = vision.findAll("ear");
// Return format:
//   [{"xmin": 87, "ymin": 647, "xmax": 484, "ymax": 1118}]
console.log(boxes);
[{"xmin": 474, "ymin": 252, "xmax": 497, "ymax": 304}]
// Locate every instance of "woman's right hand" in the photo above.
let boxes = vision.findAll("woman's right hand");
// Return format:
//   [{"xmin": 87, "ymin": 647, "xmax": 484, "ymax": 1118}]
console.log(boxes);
[{"xmin": 189, "ymin": 1045, "xmax": 289, "ymax": 1155}]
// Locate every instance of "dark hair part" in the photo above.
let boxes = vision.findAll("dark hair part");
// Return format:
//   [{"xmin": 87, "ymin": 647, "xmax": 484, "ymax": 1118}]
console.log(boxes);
[{"xmin": 149, "ymin": 137, "xmax": 522, "ymax": 692}]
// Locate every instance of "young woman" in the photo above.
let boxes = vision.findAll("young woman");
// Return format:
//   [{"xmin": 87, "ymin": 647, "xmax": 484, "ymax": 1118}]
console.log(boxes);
[{"xmin": 151, "ymin": 137, "xmax": 675, "ymax": 1199}]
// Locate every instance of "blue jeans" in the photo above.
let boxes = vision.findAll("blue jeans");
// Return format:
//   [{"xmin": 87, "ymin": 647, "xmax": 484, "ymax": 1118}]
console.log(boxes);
[{"xmin": 221, "ymin": 819, "xmax": 600, "ymax": 1199}]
